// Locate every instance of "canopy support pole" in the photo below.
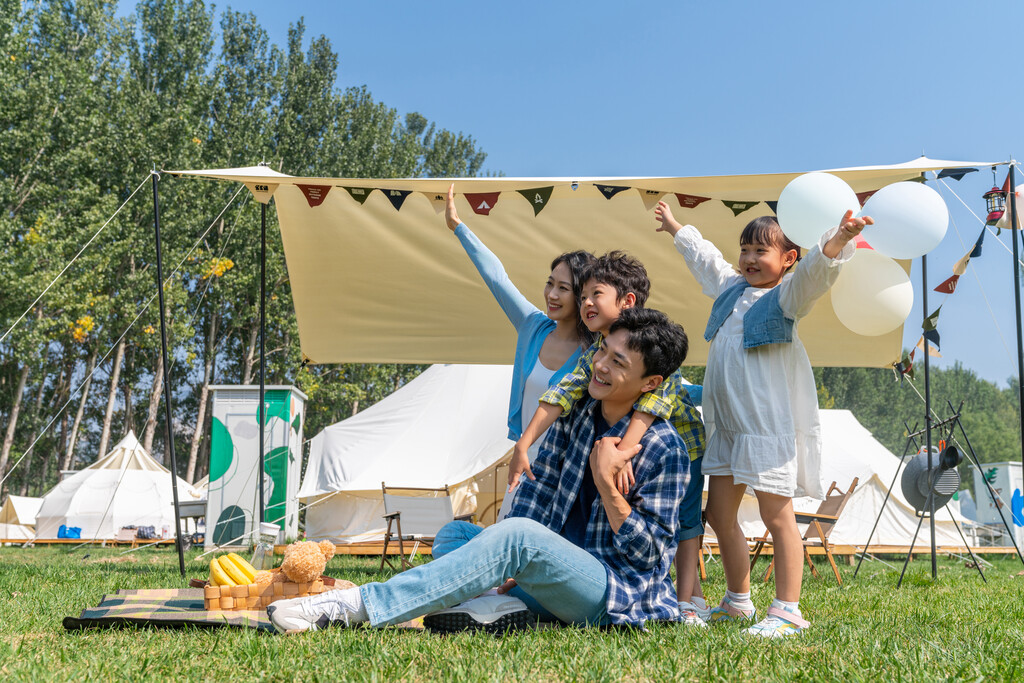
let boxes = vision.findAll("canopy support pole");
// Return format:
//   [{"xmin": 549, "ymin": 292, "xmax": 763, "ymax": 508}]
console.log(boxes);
[
  {"xmin": 921, "ymin": 253, "xmax": 937, "ymax": 580},
  {"xmin": 151, "ymin": 171, "xmax": 186, "ymax": 578},
  {"xmin": 1009, "ymin": 163, "xmax": 1023, "ymax": 478},
  {"xmin": 259, "ymin": 202, "xmax": 267, "ymax": 525}
]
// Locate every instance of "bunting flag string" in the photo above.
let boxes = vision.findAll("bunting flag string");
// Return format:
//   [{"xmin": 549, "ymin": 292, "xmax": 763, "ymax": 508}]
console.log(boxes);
[
  {"xmin": 342, "ymin": 186, "xmax": 373, "ymax": 205},
  {"xmin": 856, "ymin": 190, "xmax": 878, "ymax": 205},
  {"xmin": 465, "ymin": 192, "xmax": 500, "ymax": 216},
  {"xmin": 934, "ymin": 274, "xmax": 959, "ymax": 294},
  {"xmin": 424, "ymin": 191, "xmax": 447, "ymax": 214},
  {"xmin": 675, "ymin": 193, "xmax": 711, "ymax": 209},
  {"xmin": 722, "ymin": 200, "xmax": 759, "ymax": 217},
  {"xmin": 297, "ymin": 184, "xmax": 332, "ymax": 207},
  {"xmin": 893, "ymin": 347, "xmax": 915, "ymax": 383},
  {"xmin": 516, "ymin": 187, "xmax": 553, "ymax": 216},
  {"xmin": 916, "ymin": 335, "xmax": 942, "ymax": 358},
  {"xmin": 595, "ymin": 184, "xmax": 630, "ymax": 200},
  {"xmin": 382, "ymin": 189, "xmax": 411, "ymax": 211},
  {"xmin": 921, "ymin": 305, "xmax": 942, "ymax": 350},
  {"xmin": 765, "ymin": 200, "xmax": 778, "ymax": 215}
]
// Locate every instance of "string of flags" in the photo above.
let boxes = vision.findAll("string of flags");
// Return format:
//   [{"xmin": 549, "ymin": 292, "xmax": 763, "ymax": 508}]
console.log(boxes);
[
  {"xmin": 286, "ymin": 168, "xmax": 970, "ymax": 220},
  {"xmin": 893, "ymin": 167, "xmax": 1021, "ymax": 382}
]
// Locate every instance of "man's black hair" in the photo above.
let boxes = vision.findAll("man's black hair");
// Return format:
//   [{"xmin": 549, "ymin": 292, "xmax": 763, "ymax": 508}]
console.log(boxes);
[
  {"xmin": 583, "ymin": 250, "xmax": 650, "ymax": 307},
  {"xmin": 608, "ymin": 307, "xmax": 688, "ymax": 378}
]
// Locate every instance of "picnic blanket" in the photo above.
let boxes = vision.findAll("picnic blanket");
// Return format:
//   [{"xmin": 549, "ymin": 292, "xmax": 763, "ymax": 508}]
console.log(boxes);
[
  {"xmin": 64, "ymin": 587, "xmax": 425, "ymax": 632},
  {"xmin": 63, "ymin": 588, "xmax": 275, "ymax": 632}
]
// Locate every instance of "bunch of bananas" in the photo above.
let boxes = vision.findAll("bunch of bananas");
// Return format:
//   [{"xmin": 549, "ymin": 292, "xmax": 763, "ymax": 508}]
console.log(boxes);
[{"xmin": 209, "ymin": 553, "xmax": 258, "ymax": 586}]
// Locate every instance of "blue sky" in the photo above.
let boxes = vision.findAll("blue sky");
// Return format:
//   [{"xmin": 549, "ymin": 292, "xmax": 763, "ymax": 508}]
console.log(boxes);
[{"xmin": 121, "ymin": 1, "xmax": 1024, "ymax": 386}]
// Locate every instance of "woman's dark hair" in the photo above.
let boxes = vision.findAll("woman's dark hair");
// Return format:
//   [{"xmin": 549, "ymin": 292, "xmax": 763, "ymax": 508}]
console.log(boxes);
[
  {"xmin": 551, "ymin": 250, "xmax": 597, "ymax": 344},
  {"xmin": 740, "ymin": 216, "xmax": 802, "ymax": 268}
]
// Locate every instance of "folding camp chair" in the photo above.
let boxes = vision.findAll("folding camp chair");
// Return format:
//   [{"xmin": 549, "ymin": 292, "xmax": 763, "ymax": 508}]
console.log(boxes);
[
  {"xmin": 380, "ymin": 483, "xmax": 473, "ymax": 571},
  {"xmin": 748, "ymin": 478, "xmax": 859, "ymax": 586}
]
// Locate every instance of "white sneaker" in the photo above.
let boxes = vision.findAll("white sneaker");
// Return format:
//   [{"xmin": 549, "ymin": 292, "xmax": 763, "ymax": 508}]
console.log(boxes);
[
  {"xmin": 743, "ymin": 607, "xmax": 810, "ymax": 639},
  {"xmin": 423, "ymin": 594, "xmax": 533, "ymax": 634},
  {"xmin": 678, "ymin": 602, "xmax": 708, "ymax": 628},
  {"xmin": 267, "ymin": 594, "xmax": 359, "ymax": 634}
]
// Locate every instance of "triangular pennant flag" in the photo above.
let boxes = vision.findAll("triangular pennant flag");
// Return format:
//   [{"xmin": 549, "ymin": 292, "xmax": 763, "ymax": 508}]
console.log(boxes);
[
  {"xmin": 934, "ymin": 274, "xmax": 959, "ymax": 294},
  {"xmin": 921, "ymin": 305, "xmax": 941, "ymax": 332},
  {"xmin": 765, "ymin": 200, "xmax": 778, "ymax": 215},
  {"xmin": 675, "ymin": 193, "xmax": 711, "ymax": 209},
  {"xmin": 916, "ymin": 335, "xmax": 942, "ymax": 357},
  {"xmin": 243, "ymin": 182, "xmax": 278, "ymax": 204},
  {"xmin": 722, "ymin": 200, "xmax": 759, "ymax": 217},
  {"xmin": 424, "ymin": 191, "xmax": 447, "ymax": 214},
  {"xmin": 922, "ymin": 328, "xmax": 941, "ymax": 350},
  {"xmin": 893, "ymin": 349, "xmax": 915, "ymax": 382},
  {"xmin": 936, "ymin": 168, "xmax": 978, "ymax": 181},
  {"xmin": 296, "ymin": 184, "xmax": 332, "ymax": 207},
  {"xmin": 516, "ymin": 187, "xmax": 553, "ymax": 216},
  {"xmin": 465, "ymin": 192, "xmax": 500, "ymax": 216},
  {"xmin": 343, "ymin": 187, "xmax": 374, "ymax": 205},
  {"xmin": 636, "ymin": 188, "xmax": 665, "ymax": 211},
  {"xmin": 595, "ymin": 184, "xmax": 630, "ymax": 200},
  {"xmin": 382, "ymin": 188, "xmax": 411, "ymax": 211},
  {"xmin": 856, "ymin": 190, "xmax": 878, "ymax": 205},
  {"xmin": 969, "ymin": 227, "xmax": 985, "ymax": 257},
  {"xmin": 854, "ymin": 235, "xmax": 873, "ymax": 249},
  {"xmin": 952, "ymin": 237, "xmax": 977, "ymax": 276}
]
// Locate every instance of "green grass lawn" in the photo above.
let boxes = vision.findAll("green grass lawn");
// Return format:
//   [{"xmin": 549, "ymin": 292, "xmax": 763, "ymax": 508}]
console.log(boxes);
[{"xmin": 0, "ymin": 545, "xmax": 1021, "ymax": 682}]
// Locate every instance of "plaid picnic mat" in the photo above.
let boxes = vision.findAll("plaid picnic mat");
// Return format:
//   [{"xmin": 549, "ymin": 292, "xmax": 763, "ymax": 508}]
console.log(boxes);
[{"xmin": 63, "ymin": 588, "xmax": 274, "ymax": 632}]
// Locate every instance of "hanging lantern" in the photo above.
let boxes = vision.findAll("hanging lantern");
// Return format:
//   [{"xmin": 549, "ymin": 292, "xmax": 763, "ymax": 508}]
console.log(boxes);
[{"xmin": 983, "ymin": 185, "xmax": 1006, "ymax": 226}]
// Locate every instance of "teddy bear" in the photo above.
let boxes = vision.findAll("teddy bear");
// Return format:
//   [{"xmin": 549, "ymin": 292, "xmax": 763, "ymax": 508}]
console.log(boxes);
[{"xmin": 279, "ymin": 539, "xmax": 337, "ymax": 584}]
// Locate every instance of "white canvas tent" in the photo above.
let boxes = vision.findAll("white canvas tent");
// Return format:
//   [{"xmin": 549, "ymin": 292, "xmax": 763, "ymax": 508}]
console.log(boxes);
[
  {"xmin": 0, "ymin": 495, "xmax": 42, "ymax": 540},
  {"xmin": 170, "ymin": 157, "xmax": 992, "ymax": 369},
  {"xmin": 34, "ymin": 431, "xmax": 202, "ymax": 540},
  {"xmin": 301, "ymin": 364, "xmax": 972, "ymax": 548},
  {"xmin": 731, "ymin": 410, "xmax": 967, "ymax": 548},
  {"xmin": 299, "ymin": 364, "xmax": 516, "ymax": 542}
]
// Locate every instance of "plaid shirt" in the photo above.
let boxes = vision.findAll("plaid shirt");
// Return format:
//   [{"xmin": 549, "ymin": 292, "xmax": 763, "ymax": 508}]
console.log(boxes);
[
  {"xmin": 539, "ymin": 336, "xmax": 706, "ymax": 461},
  {"xmin": 509, "ymin": 397, "xmax": 687, "ymax": 626}
]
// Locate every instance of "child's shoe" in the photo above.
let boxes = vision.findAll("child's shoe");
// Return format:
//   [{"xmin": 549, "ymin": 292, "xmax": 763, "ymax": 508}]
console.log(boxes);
[
  {"xmin": 744, "ymin": 606, "xmax": 809, "ymax": 638},
  {"xmin": 705, "ymin": 597, "xmax": 756, "ymax": 624},
  {"xmin": 677, "ymin": 601, "xmax": 708, "ymax": 628}
]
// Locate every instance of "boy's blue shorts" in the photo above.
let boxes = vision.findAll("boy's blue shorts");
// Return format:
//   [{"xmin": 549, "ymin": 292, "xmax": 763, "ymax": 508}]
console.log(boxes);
[{"xmin": 676, "ymin": 455, "xmax": 704, "ymax": 542}]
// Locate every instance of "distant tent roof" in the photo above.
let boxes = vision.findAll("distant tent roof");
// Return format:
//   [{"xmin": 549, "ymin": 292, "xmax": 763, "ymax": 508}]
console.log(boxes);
[
  {"xmin": 171, "ymin": 157, "xmax": 992, "ymax": 368},
  {"xmin": 0, "ymin": 495, "xmax": 42, "ymax": 540},
  {"xmin": 34, "ymin": 431, "xmax": 201, "ymax": 540}
]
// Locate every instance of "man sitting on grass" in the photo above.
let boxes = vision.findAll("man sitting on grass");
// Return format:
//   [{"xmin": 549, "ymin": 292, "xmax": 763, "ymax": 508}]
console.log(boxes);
[{"xmin": 268, "ymin": 307, "xmax": 692, "ymax": 633}]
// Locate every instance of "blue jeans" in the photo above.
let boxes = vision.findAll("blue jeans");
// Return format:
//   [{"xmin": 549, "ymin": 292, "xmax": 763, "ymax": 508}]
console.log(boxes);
[{"xmin": 360, "ymin": 517, "xmax": 609, "ymax": 627}]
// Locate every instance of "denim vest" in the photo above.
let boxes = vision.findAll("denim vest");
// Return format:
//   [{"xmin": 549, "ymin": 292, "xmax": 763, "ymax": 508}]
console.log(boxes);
[{"xmin": 703, "ymin": 281, "xmax": 794, "ymax": 349}]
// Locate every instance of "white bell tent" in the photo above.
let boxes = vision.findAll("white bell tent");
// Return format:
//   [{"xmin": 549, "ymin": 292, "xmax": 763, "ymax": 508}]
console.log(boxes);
[
  {"xmin": 299, "ymin": 364, "xmax": 515, "ymax": 542},
  {"xmin": 0, "ymin": 495, "xmax": 42, "ymax": 540},
  {"xmin": 34, "ymin": 431, "xmax": 202, "ymax": 540}
]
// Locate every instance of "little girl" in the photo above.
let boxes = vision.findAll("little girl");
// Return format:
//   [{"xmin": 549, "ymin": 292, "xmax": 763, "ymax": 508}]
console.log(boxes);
[{"xmin": 654, "ymin": 200, "xmax": 870, "ymax": 638}]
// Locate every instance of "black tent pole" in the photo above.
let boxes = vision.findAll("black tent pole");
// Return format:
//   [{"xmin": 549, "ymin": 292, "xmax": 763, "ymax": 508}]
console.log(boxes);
[
  {"xmin": 1009, "ymin": 162, "xmax": 1023, "ymax": 477},
  {"xmin": 151, "ymin": 171, "xmax": 186, "ymax": 578},
  {"xmin": 921, "ymin": 253, "xmax": 937, "ymax": 580},
  {"xmin": 259, "ymin": 201, "xmax": 267, "ymax": 525}
]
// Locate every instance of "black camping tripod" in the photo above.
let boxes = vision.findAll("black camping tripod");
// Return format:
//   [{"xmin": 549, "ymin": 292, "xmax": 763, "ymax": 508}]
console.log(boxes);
[{"xmin": 853, "ymin": 401, "xmax": 1024, "ymax": 587}]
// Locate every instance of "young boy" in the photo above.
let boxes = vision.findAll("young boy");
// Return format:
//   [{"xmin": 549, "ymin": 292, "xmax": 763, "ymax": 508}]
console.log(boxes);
[{"xmin": 511, "ymin": 251, "xmax": 710, "ymax": 625}]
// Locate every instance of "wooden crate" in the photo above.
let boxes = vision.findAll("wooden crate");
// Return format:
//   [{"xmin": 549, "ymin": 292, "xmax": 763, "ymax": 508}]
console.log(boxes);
[{"xmin": 203, "ymin": 578, "xmax": 335, "ymax": 611}]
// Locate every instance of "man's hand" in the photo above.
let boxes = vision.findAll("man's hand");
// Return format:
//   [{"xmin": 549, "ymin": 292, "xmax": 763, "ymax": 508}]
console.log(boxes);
[
  {"xmin": 654, "ymin": 200, "xmax": 683, "ymax": 237},
  {"xmin": 590, "ymin": 436, "xmax": 642, "ymax": 494},
  {"xmin": 507, "ymin": 442, "xmax": 534, "ymax": 492},
  {"xmin": 445, "ymin": 183, "xmax": 462, "ymax": 232}
]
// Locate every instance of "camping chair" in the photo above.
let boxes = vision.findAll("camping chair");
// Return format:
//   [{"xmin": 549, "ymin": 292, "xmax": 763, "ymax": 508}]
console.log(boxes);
[
  {"xmin": 748, "ymin": 478, "xmax": 859, "ymax": 586},
  {"xmin": 380, "ymin": 483, "xmax": 473, "ymax": 571}
]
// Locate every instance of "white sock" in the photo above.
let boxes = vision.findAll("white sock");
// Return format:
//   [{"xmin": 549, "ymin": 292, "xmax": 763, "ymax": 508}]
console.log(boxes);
[
  {"xmin": 771, "ymin": 598, "xmax": 801, "ymax": 617},
  {"xmin": 309, "ymin": 587, "xmax": 368, "ymax": 624},
  {"xmin": 725, "ymin": 590, "xmax": 754, "ymax": 610},
  {"xmin": 691, "ymin": 596, "xmax": 708, "ymax": 610}
]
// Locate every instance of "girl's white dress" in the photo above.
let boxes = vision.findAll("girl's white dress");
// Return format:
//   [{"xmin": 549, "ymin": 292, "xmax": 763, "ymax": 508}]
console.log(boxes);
[{"xmin": 673, "ymin": 225, "xmax": 854, "ymax": 499}]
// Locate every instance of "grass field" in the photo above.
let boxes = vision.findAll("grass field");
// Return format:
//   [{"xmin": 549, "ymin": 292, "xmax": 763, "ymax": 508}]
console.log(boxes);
[{"xmin": 0, "ymin": 545, "xmax": 1022, "ymax": 682}]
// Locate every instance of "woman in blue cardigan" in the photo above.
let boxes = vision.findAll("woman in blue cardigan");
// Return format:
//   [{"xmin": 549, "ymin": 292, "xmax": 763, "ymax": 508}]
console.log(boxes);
[{"xmin": 445, "ymin": 184, "xmax": 594, "ymax": 521}]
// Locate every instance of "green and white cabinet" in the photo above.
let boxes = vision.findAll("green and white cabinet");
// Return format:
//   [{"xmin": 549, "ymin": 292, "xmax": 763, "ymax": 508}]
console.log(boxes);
[{"xmin": 206, "ymin": 385, "xmax": 307, "ymax": 548}]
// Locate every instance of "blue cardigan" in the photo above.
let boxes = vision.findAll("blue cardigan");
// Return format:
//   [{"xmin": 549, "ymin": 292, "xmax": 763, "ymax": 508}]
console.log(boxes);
[{"xmin": 455, "ymin": 223, "xmax": 583, "ymax": 440}]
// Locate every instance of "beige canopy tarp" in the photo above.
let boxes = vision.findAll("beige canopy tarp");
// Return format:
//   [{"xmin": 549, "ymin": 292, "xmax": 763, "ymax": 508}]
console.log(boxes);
[{"xmin": 171, "ymin": 157, "xmax": 988, "ymax": 367}]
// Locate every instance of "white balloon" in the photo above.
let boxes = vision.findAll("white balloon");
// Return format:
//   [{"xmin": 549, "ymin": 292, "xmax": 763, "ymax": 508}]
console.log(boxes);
[
  {"xmin": 860, "ymin": 182, "xmax": 948, "ymax": 259},
  {"xmin": 831, "ymin": 248, "xmax": 914, "ymax": 336},
  {"xmin": 777, "ymin": 172, "xmax": 860, "ymax": 249}
]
